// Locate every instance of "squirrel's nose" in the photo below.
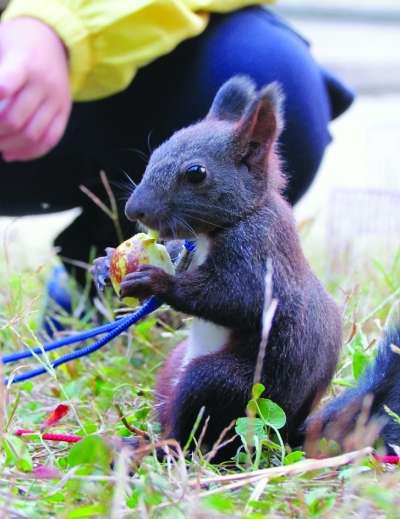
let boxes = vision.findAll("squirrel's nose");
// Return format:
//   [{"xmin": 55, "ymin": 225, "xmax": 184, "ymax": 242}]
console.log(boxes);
[
  {"xmin": 125, "ymin": 186, "xmax": 154, "ymax": 223},
  {"xmin": 131, "ymin": 209, "xmax": 146, "ymax": 221},
  {"xmin": 125, "ymin": 199, "xmax": 148, "ymax": 222}
]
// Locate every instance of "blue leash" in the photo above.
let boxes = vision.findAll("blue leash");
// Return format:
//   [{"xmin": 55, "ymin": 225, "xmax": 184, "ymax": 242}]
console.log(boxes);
[{"xmin": 3, "ymin": 240, "xmax": 195, "ymax": 385}]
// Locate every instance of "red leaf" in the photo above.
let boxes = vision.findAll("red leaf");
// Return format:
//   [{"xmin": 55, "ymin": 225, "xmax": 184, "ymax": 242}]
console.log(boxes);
[
  {"xmin": 41, "ymin": 433, "xmax": 81, "ymax": 443},
  {"xmin": 14, "ymin": 429, "xmax": 82, "ymax": 443},
  {"xmin": 15, "ymin": 429, "xmax": 34, "ymax": 436},
  {"xmin": 41, "ymin": 404, "xmax": 70, "ymax": 430}
]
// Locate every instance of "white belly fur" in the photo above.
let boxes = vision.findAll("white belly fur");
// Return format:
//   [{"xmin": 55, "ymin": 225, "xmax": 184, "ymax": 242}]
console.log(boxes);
[
  {"xmin": 183, "ymin": 234, "xmax": 230, "ymax": 367},
  {"xmin": 188, "ymin": 234, "xmax": 210, "ymax": 270},
  {"xmin": 186, "ymin": 318, "xmax": 230, "ymax": 363}
]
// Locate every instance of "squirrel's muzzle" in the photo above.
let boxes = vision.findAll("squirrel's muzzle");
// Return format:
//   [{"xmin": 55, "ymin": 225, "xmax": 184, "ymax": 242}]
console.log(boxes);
[{"xmin": 125, "ymin": 185, "xmax": 166, "ymax": 231}]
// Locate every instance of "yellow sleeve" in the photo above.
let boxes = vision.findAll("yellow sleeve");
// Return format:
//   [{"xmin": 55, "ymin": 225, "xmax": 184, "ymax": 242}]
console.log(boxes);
[{"xmin": 2, "ymin": 0, "xmax": 272, "ymax": 102}]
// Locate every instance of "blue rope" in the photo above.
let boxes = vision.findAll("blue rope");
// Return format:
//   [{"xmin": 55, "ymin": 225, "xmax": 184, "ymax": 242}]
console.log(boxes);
[
  {"xmin": 5, "ymin": 297, "xmax": 161, "ymax": 385},
  {"xmin": 2, "ymin": 320, "xmax": 122, "ymax": 364},
  {"xmin": 3, "ymin": 240, "xmax": 194, "ymax": 385}
]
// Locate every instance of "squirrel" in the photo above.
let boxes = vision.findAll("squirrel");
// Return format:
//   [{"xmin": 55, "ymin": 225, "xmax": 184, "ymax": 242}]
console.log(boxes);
[
  {"xmin": 305, "ymin": 327, "xmax": 400, "ymax": 456},
  {"xmin": 93, "ymin": 76, "xmax": 400, "ymax": 461}
]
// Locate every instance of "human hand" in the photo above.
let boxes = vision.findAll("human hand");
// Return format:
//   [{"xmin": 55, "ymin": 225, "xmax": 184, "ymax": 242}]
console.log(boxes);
[{"xmin": 0, "ymin": 18, "xmax": 71, "ymax": 162}]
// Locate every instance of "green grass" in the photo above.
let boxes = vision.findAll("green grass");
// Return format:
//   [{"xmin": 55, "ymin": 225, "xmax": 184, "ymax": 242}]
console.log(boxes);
[{"xmin": 0, "ymin": 235, "xmax": 400, "ymax": 518}]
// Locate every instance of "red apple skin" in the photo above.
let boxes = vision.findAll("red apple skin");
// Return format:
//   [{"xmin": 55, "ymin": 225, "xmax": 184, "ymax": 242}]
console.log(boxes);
[
  {"xmin": 108, "ymin": 233, "xmax": 174, "ymax": 306},
  {"xmin": 110, "ymin": 246, "xmax": 138, "ymax": 287},
  {"xmin": 109, "ymin": 239, "xmax": 141, "ymax": 294}
]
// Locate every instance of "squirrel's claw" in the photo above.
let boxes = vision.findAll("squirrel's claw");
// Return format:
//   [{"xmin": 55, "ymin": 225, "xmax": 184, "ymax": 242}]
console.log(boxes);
[{"xmin": 91, "ymin": 247, "xmax": 115, "ymax": 292}]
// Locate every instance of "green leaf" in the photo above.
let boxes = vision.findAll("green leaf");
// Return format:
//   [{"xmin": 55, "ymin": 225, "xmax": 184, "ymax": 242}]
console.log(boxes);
[
  {"xmin": 127, "ymin": 489, "xmax": 142, "ymax": 509},
  {"xmin": 67, "ymin": 504, "xmax": 106, "ymax": 518},
  {"xmin": 204, "ymin": 494, "xmax": 235, "ymax": 513},
  {"xmin": 252, "ymin": 383, "xmax": 265, "ymax": 400},
  {"xmin": 135, "ymin": 318, "xmax": 157, "ymax": 341},
  {"xmin": 2, "ymin": 435, "xmax": 33, "ymax": 472},
  {"xmin": 44, "ymin": 492, "xmax": 65, "ymax": 503},
  {"xmin": 257, "ymin": 399, "xmax": 286, "ymax": 429},
  {"xmin": 306, "ymin": 488, "xmax": 335, "ymax": 517},
  {"xmin": 75, "ymin": 421, "xmax": 98, "ymax": 436},
  {"xmin": 20, "ymin": 381, "xmax": 33, "ymax": 392},
  {"xmin": 317, "ymin": 438, "xmax": 341, "ymax": 457},
  {"xmin": 352, "ymin": 348, "xmax": 370, "ymax": 380},
  {"xmin": 284, "ymin": 450, "xmax": 305, "ymax": 465},
  {"xmin": 144, "ymin": 491, "xmax": 163, "ymax": 506},
  {"xmin": 235, "ymin": 417, "xmax": 266, "ymax": 445},
  {"xmin": 67, "ymin": 435, "xmax": 111, "ymax": 469}
]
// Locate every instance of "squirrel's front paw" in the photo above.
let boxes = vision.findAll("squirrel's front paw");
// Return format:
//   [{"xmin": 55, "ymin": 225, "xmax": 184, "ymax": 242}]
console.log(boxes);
[{"xmin": 120, "ymin": 264, "xmax": 173, "ymax": 300}]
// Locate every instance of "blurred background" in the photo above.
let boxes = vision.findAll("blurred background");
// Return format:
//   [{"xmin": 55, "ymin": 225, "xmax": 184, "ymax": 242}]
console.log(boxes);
[
  {"xmin": 276, "ymin": 0, "xmax": 400, "ymax": 275},
  {"xmin": 1, "ymin": 0, "xmax": 400, "ymax": 275}
]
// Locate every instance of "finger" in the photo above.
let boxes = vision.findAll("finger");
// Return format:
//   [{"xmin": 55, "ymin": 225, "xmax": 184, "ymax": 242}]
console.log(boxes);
[
  {"xmin": 0, "ymin": 82, "xmax": 44, "ymax": 133},
  {"xmin": 137, "ymin": 264, "xmax": 158, "ymax": 272},
  {"xmin": 22, "ymin": 100, "xmax": 58, "ymax": 143},
  {"xmin": 0, "ymin": 55, "xmax": 27, "ymax": 99},
  {"xmin": 121, "ymin": 273, "xmax": 151, "ymax": 285},
  {"xmin": 4, "ymin": 112, "xmax": 65, "ymax": 161},
  {"xmin": 120, "ymin": 277, "xmax": 151, "ymax": 293},
  {"xmin": 0, "ymin": 99, "xmax": 55, "ymax": 152},
  {"xmin": 122, "ymin": 270, "xmax": 153, "ymax": 280}
]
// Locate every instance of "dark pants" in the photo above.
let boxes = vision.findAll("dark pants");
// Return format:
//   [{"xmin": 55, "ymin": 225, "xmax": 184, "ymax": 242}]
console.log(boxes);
[{"xmin": 0, "ymin": 8, "xmax": 353, "ymax": 274}]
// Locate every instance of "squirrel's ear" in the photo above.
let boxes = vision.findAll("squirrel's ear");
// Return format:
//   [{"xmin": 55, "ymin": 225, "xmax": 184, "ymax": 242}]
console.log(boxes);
[
  {"xmin": 235, "ymin": 82, "xmax": 284, "ymax": 169},
  {"xmin": 207, "ymin": 76, "xmax": 256, "ymax": 122}
]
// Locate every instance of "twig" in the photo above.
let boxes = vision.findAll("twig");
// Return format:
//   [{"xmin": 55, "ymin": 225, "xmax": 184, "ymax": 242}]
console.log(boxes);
[
  {"xmin": 110, "ymin": 447, "xmax": 130, "ymax": 519},
  {"xmin": 4, "ymin": 391, "xmax": 21, "ymax": 432},
  {"xmin": 253, "ymin": 259, "xmax": 278, "ymax": 386},
  {"xmin": 205, "ymin": 420, "xmax": 236, "ymax": 463},
  {"xmin": 245, "ymin": 477, "xmax": 269, "ymax": 514},
  {"xmin": 0, "ymin": 360, "xmax": 5, "ymax": 435},
  {"xmin": 360, "ymin": 285, "xmax": 400, "ymax": 325},
  {"xmin": 183, "ymin": 406, "xmax": 205, "ymax": 454},
  {"xmin": 100, "ymin": 170, "xmax": 124, "ymax": 243},
  {"xmin": 0, "ymin": 506, "xmax": 28, "ymax": 519},
  {"xmin": 115, "ymin": 404, "xmax": 149, "ymax": 439},
  {"xmin": 195, "ymin": 415, "xmax": 210, "ymax": 456},
  {"xmin": 60, "ymin": 256, "xmax": 92, "ymax": 271},
  {"xmin": 79, "ymin": 184, "xmax": 113, "ymax": 220},
  {"xmin": 190, "ymin": 447, "xmax": 372, "ymax": 488}
]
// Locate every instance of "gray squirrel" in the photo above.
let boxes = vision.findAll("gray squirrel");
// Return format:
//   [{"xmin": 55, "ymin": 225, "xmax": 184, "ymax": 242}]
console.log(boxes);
[{"xmin": 93, "ymin": 77, "xmax": 400, "ymax": 461}]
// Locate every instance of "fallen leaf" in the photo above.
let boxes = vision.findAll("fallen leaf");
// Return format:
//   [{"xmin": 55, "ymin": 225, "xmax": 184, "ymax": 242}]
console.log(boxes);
[{"xmin": 41, "ymin": 404, "xmax": 70, "ymax": 430}]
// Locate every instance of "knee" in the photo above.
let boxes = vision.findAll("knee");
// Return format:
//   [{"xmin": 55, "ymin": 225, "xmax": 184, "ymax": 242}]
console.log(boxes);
[
  {"xmin": 185, "ymin": 8, "xmax": 333, "ymax": 202},
  {"xmin": 192, "ymin": 7, "xmax": 330, "ymax": 115}
]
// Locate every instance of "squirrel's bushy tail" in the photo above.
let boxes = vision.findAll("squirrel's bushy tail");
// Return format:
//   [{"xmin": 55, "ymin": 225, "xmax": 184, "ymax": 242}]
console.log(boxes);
[{"xmin": 305, "ymin": 326, "xmax": 400, "ymax": 454}]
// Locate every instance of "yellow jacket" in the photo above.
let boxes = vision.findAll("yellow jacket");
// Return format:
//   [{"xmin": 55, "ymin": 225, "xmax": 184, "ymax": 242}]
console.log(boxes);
[{"xmin": 3, "ymin": 0, "xmax": 271, "ymax": 101}]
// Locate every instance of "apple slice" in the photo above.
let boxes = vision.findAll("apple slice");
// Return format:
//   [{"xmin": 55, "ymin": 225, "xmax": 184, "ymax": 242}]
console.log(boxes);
[{"xmin": 109, "ymin": 232, "xmax": 174, "ymax": 306}]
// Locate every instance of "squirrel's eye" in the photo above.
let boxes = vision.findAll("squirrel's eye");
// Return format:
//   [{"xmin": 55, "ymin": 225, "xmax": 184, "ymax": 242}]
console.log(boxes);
[{"xmin": 185, "ymin": 164, "xmax": 207, "ymax": 184}]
